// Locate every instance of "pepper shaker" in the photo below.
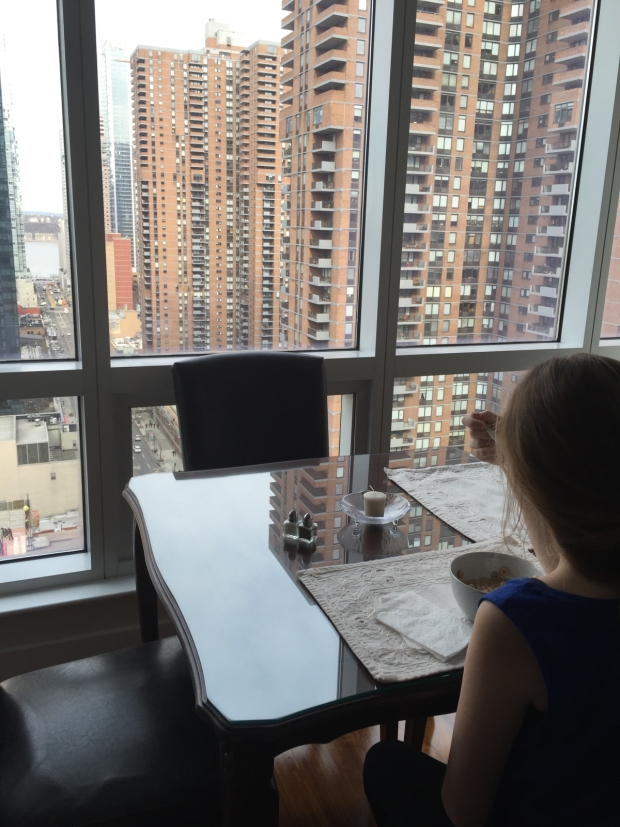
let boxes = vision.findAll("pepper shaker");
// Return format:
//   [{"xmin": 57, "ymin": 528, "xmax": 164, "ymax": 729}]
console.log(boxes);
[
  {"xmin": 283, "ymin": 509, "xmax": 299, "ymax": 541},
  {"xmin": 298, "ymin": 512, "xmax": 318, "ymax": 545}
]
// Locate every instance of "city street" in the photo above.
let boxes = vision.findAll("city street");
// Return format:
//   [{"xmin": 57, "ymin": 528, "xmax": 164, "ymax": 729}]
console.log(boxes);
[{"xmin": 131, "ymin": 413, "xmax": 180, "ymax": 476}]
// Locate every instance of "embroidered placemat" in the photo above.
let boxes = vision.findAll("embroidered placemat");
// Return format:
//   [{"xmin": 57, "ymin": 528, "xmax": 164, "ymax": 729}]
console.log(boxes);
[
  {"xmin": 386, "ymin": 462, "xmax": 526, "ymax": 545},
  {"xmin": 297, "ymin": 538, "xmax": 529, "ymax": 684}
]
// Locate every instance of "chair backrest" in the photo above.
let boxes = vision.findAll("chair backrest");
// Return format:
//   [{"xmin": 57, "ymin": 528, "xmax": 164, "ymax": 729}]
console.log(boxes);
[{"xmin": 172, "ymin": 352, "xmax": 329, "ymax": 471}]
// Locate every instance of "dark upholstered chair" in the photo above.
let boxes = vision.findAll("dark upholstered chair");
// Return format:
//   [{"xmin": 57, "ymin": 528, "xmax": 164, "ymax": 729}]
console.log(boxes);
[
  {"xmin": 0, "ymin": 637, "xmax": 220, "ymax": 827},
  {"xmin": 171, "ymin": 352, "xmax": 329, "ymax": 472}
]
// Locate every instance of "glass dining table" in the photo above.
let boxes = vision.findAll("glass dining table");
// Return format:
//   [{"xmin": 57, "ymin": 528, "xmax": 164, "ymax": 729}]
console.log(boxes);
[{"xmin": 123, "ymin": 447, "xmax": 478, "ymax": 827}]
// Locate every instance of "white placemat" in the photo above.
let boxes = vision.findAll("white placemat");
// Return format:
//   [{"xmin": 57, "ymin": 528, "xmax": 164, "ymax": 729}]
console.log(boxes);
[
  {"xmin": 386, "ymin": 462, "xmax": 525, "ymax": 544},
  {"xmin": 297, "ymin": 538, "xmax": 527, "ymax": 683}
]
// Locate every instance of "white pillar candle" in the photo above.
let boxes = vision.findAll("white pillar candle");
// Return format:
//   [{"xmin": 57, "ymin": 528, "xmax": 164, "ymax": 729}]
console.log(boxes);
[{"xmin": 363, "ymin": 489, "xmax": 387, "ymax": 517}]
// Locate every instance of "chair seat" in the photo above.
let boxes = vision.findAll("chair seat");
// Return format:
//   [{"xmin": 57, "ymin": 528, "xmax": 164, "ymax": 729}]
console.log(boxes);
[{"xmin": 0, "ymin": 637, "xmax": 220, "ymax": 827}]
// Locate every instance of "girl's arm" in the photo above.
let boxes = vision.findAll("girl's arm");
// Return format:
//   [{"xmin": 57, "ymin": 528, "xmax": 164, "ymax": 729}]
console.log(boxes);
[{"xmin": 441, "ymin": 600, "xmax": 546, "ymax": 827}]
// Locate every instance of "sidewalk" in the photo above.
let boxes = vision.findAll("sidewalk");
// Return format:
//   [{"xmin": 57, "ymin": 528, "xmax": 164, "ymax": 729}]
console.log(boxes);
[{"xmin": 133, "ymin": 409, "xmax": 180, "ymax": 473}]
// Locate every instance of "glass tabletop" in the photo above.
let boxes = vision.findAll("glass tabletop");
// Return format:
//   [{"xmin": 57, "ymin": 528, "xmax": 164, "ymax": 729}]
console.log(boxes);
[{"xmin": 126, "ymin": 447, "xmax": 479, "ymax": 726}]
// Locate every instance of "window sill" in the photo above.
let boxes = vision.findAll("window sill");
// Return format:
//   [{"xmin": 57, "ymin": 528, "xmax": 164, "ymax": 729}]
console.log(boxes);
[{"xmin": 0, "ymin": 574, "xmax": 135, "ymax": 616}]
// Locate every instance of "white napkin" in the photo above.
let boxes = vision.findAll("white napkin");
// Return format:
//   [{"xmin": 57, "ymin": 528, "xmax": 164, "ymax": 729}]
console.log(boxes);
[{"xmin": 375, "ymin": 590, "xmax": 472, "ymax": 663}]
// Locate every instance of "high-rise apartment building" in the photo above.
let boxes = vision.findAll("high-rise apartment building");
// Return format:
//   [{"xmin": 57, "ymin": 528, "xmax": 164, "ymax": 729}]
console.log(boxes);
[
  {"xmin": 99, "ymin": 42, "xmax": 137, "ymax": 265},
  {"xmin": 0, "ymin": 75, "xmax": 22, "ymax": 360},
  {"xmin": 130, "ymin": 23, "xmax": 282, "ymax": 354},
  {"xmin": 390, "ymin": 0, "xmax": 593, "ymax": 458},
  {"xmin": 105, "ymin": 232, "xmax": 134, "ymax": 311},
  {"xmin": 279, "ymin": 0, "xmax": 369, "ymax": 349}
]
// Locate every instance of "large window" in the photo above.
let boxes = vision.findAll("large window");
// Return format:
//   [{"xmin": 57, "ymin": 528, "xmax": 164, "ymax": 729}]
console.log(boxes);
[
  {"xmin": 0, "ymin": 0, "xmax": 75, "ymax": 362},
  {"xmin": 0, "ymin": 398, "xmax": 83, "ymax": 562},
  {"xmin": 1, "ymin": 0, "xmax": 620, "ymax": 595},
  {"xmin": 95, "ymin": 0, "xmax": 370, "ymax": 356},
  {"xmin": 396, "ymin": 0, "xmax": 595, "ymax": 347}
]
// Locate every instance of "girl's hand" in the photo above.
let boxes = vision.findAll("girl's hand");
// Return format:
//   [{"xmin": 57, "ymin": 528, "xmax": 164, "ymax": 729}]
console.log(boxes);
[{"xmin": 462, "ymin": 410, "xmax": 499, "ymax": 464}]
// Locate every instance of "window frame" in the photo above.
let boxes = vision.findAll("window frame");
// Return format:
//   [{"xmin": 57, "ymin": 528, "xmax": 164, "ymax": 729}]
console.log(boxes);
[{"xmin": 1, "ymin": 0, "xmax": 619, "ymax": 596}]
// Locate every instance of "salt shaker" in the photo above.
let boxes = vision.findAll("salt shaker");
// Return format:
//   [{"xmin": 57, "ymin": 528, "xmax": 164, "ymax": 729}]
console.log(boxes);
[
  {"xmin": 298, "ymin": 512, "xmax": 318, "ymax": 545},
  {"xmin": 283, "ymin": 509, "xmax": 299, "ymax": 541}
]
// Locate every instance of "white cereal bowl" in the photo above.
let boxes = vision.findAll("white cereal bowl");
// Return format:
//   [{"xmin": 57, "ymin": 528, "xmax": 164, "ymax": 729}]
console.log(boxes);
[{"xmin": 450, "ymin": 550, "xmax": 539, "ymax": 622}]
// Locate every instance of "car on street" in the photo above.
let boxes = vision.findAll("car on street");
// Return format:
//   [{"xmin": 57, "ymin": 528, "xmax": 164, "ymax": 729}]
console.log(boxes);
[
  {"xmin": 134, "ymin": 435, "xmax": 141, "ymax": 441},
  {"xmin": 133, "ymin": 445, "xmax": 142, "ymax": 453}
]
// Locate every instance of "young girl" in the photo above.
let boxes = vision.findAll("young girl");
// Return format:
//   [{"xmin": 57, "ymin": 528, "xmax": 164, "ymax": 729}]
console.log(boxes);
[{"xmin": 364, "ymin": 353, "xmax": 620, "ymax": 826}]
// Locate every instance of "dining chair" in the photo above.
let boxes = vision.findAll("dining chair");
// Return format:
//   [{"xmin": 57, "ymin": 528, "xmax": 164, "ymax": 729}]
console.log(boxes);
[
  {"xmin": 172, "ymin": 351, "xmax": 330, "ymax": 471},
  {"xmin": 0, "ymin": 636, "xmax": 222, "ymax": 826}
]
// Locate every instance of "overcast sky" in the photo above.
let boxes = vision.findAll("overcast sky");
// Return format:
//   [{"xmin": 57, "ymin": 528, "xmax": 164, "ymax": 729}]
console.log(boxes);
[{"xmin": 1, "ymin": 1, "xmax": 285, "ymax": 214}]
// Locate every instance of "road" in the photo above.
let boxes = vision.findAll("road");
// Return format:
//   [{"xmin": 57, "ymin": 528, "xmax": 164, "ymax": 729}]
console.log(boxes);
[
  {"xmin": 35, "ymin": 282, "xmax": 75, "ymax": 359},
  {"xmin": 131, "ymin": 421, "xmax": 164, "ymax": 475}
]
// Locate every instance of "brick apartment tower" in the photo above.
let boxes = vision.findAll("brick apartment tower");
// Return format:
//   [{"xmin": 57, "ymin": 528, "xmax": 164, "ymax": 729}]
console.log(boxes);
[
  {"xmin": 130, "ymin": 23, "xmax": 282, "ymax": 354},
  {"xmin": 239, "ymin": 45, "xmax": 284, "ymax": 349},
  {"xmin": 390, "ymin": 0, "xmax": 593, "ymax": 459},
  {"xmin": 105, "ymin": 233, "xmax": 134, "ymax": 311},
  {"xmin": 279, "ymin": 0, "xmax": 370, "ymax": 349}
]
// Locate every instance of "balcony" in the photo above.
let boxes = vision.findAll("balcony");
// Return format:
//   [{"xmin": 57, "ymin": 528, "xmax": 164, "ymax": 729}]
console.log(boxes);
[
  {"xmin": 405, "ymin": 184, "xmax": 431, "ymax": 194},
  {"xmin": 307, "ymin": 327, "xmax": 330, "ymax": 341},
  {"xmin": 531, "ymin": 285, "xmax": 558, "ymax": 299},
  {"xmin": 315, "ymin": 7, "xmax": 349, "ymax": 33},
  {"xmin": 281, "ymin": 31, "xmax": 296, "ymax": 50},
  {"xmin": 539, "ymin": 204, "xmax": 567, "ymax": 216},
  {"xmin": 557, "ymin": 21, "xmax": 590, "ymax": 45},
  {"xmin": 308, "ymin": 293, "xmax": 331, "ymax": 304},
  {"xmin": 398, "ymin": 296, "xmax": 424, "ymax": 308},
  {"xmin": 409, "ymin": 143, "xmax": 435, "ymax": 155},
  {"xmin": 542, "ymin": 183, "xmax": 570, "ymax": 195},
  {"xmin": 311, "ymin": 200, "xmax": 334, "ymax": 210},
  {"xmin": 311, "ymin": 219, "xmax": 333, "ymax": 229},
  {"xmin": 311, "ymin": 181, "xmax": 335, "ymax": 191},
  {"xmin": 397, "ymin": 313, "xmax": 423, "ymax": 324},
  {"xmin": 402, "ymin": 241, "xmax": 428, "ymax": 251},
  {"xmin": 525, "ymin": 323, "xmax": 555, "ymax": 338},
  {"xmin": 536, "ymin": 225, "xmax": 565, "ymax": 237},
  {"xmin": 314, "ymin": 51, "xmax": 347, "ymax": 75},
  {"xmin": 309, "ymin": 257, "xmax": 333, "ymax": 267},
  {"xmin": 393, "ymin": 382, "xmax": 418, "ymax": 394},
  {"xmin": 402, "ymin": 223, "xmax": 429, "ymax": 233},
  {"xmin": 529, "ymin": 303, "xmax": 557, "ymax": 318},
  {"xmin": 315, "ymin": 33, "xmax": 348, "ymax": 52},
  {"xmin": 312, "ymin": 139, "xmax": 337, "ymax": 153},
  {"xmin": 314, "ymin": 74, "xmax": 347, "ymax": 94},
  {"xmin": 556, "ymin": 43, "xmax": 588, "ymax": 66},
  {"xmin": 400, "ymin": 277, "xmax": 425, "ymax": 288},
  {"xmin": 309, "ymin": 311, "xmax": 331, "ymax": 323},
  {"xmin": 535, "ymin": 246, "xmax": 563, "ymax": 257},
  {"xmin": 400, "ymin": 260, "xmax": 426, "ymax": 270},
  {"xmin": 543, "ymin": 161, "xmax": 575, "ymax": 175},
  {"xmin": 309, "ymin": 238, "xmax": 333, "ymax": 249},
  {"xmin": 545, "ymin": 139, "xmax": 577, "ymax": 154},
  {"xmin": 390, "ymin": 419, "xmax": 416, "ymax": 431},
  {"xmin": 552, "ymin": 68, "xmax": 585, "ymax": 89},
  {"xmin": 404, "ymin": 202, "xmax": 430, "ymax": 213}
]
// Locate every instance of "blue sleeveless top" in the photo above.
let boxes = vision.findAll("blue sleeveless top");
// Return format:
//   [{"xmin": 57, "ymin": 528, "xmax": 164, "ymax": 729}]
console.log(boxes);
[{"xmin": 481, "ymin": 578, "xmax": 620, "ymax": 827}]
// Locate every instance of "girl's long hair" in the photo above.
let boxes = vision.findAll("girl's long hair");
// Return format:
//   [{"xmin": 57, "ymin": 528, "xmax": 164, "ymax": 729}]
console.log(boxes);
[{"xmin": 496, "ymin": 353, "xmax": 620, "ymax": 583}]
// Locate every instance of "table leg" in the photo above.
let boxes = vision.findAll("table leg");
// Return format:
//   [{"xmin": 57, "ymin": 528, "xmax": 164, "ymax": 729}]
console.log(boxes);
[
  {"xmin": 380, "ymin": 720, "xmax": 399, "ymax": 740},
  {"xmin": 133, "ymin": 522, "xmax": 159, "ymax": 643},
  {"xmin": 403, "ymin": 717, "xmax": 428, "ymax": 750},
  {"xmin": 220, "ymin": 739, "xmax": 279, "ymax": 827}
]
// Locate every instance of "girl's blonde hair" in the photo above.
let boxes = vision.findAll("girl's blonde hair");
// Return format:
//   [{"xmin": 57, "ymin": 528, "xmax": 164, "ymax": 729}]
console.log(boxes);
[{"xmin": 496, "ymin": 353, "xmax": 620, "ymax": 583}]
